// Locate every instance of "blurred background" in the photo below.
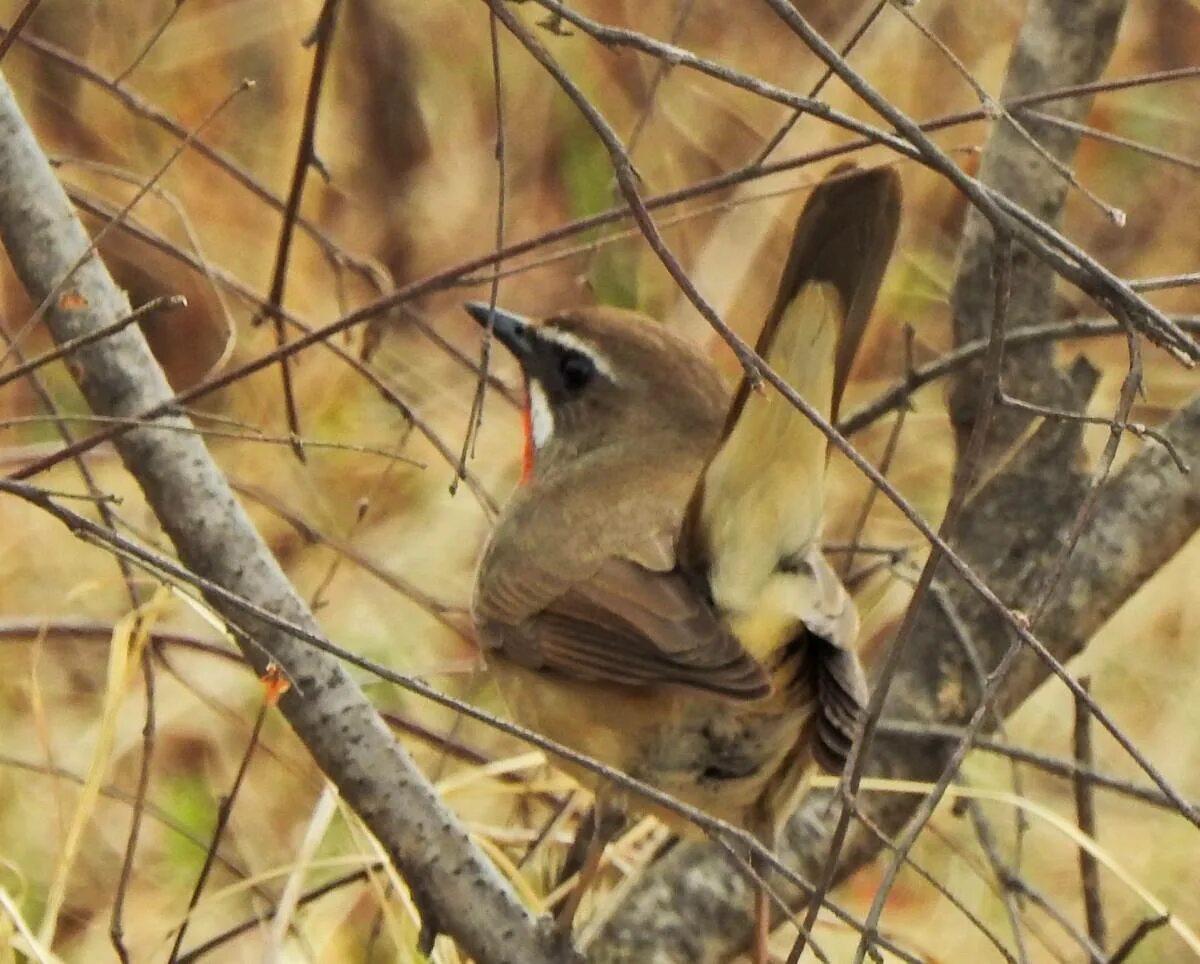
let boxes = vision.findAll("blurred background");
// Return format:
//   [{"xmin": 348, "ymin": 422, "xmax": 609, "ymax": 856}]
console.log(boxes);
[{"xmin": 0, "ymin": 0, "xmax": 1197, "ymax": 960}]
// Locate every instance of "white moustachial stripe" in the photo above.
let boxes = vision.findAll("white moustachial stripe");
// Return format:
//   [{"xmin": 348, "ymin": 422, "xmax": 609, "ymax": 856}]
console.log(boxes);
[{"xmin": 528, "ymin": 381, "xmax": 554, "ymax": 449}]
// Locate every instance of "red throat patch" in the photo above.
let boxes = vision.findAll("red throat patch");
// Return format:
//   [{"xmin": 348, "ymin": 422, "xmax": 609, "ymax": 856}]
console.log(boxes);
[{"xmin": 520, "ymin": 401, "xmax": 535, "ymax": 484}]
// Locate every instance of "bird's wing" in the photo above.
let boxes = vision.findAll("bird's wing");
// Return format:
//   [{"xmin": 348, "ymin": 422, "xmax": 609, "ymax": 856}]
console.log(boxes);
[
  {"xmin": 803, "ymin": 548, "xmax": 870, "ymax": 774},
  {"xmin": 475, "ymin": 553, "xmax": 770, "ymax": 701}
]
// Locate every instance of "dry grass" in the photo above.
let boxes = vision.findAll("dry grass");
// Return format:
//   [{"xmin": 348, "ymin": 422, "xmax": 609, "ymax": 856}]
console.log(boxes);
[{"xmin": 0, "ymin": 0, "xmax": 1197, "ymax": 960}]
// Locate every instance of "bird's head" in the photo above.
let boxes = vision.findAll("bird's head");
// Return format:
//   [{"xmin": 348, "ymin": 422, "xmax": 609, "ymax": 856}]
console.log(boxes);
[{"xmin": 465, "ymin": 302, "xmax": 726, "ymax": 481}]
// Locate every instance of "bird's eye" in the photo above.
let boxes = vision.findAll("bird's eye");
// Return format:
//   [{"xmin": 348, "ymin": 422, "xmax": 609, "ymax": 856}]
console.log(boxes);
[{"xmin": 558, "ymin": 351, "xmax": 595, "ymax": 394}]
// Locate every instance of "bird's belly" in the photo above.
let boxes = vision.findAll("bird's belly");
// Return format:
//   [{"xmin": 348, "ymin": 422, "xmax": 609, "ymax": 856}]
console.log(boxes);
[{"xmin": 490, "ymin": 656, "xmax": 816, "ymax": 837}]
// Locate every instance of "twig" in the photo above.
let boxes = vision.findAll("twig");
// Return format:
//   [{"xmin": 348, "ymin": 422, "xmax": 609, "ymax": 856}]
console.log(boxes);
[
  {"xmin": 454, "ymin": 5, "xmax": 507, "ymax": 492},
  {"xmin": 1031, "ymin": 329, "xmax": 1143, "ymax": 621},
  {"xmin": 878, "ymin": 719, "xmax": 1195, "ymax": 811},
  {"xmin": 893, "ymin": 2, "xmax": 1124, "ymax": 224},
  {"xmin": 836, "ymin": 316, "xmax": 1200, "ymax": 437},
  {"xmin": 110, "ymin": 653, "xmax": 156, "ymax": 964},
  {"xmin": 167, "ymin": 696, "xmax": 270, "ymax": 962},
  {"xmin": 0, "ymin": 295, "xmax": 186, "ymax": 390},
  {"xmin": 851, "ymin": 800, "xmax": 1022, "ymax": 964},
  {"xmin": 172, "ymin": 867, "xmax": 378, "ymax": 964},
  {"xmin": 997, "ymin": 390, "xmax": 1188, "ymax": 474},
  {"xmin": 1129, "ymin": 272, "xmax": 1200, "ymax": 292},
  {"xmin": 258, "ymin": 0, "xmax": 343, "ymax": 462},
  {"xmin": 1108, "ymin": 913, "xmax": 1171, "ymax": 964},
  {"xmin": 0, "ymin": 0, "xmax": 42, "ymax": 62},
  {"xmin": 0, "ymin": 79, "xmax": 253, "ymax": 366},
  {"xmin": 0, "ymin": 24, "xmax": 388, "ymax": 292},
  {"xmin": 113, "ymin": 0, "xmax": 186, "ymax": 84},
  {"xmin": 932, "ymin": 580, "xmax": 1033, "ymax": 871},
  {"xmin": 839, "ymin": 325, "xmax": 914, "ymax": 578},
  {"xmin": 1004, "ymin": 874, "xmax": 1105, "ymax": 963},
  {"xmin": 1073, "ymin": 677, "xmax": 1107, "ymax": 953},
  {"xmin": 1018, "ymin": 108, "xmax": 1200, "ymax": 176},
  {"xmin": 829, "ymin": 240, "xmax": 1014, "ymax": 964},
  {"xmin": 753, "ymin": 0, "xmax": 887, "ymax": 165},
  {"xmin": 25, "ymin": 187, "xmax": 500, "ymax": 514},
  {"xmin": 958, "ymin": 787, "xmax": 1031, "ymax": 964}
]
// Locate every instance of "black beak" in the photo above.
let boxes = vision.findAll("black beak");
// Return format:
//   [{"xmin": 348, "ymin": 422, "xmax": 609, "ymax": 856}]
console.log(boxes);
[{"xmin": 464, "ymin": 301, "xmax": 537, "ymax": 363}]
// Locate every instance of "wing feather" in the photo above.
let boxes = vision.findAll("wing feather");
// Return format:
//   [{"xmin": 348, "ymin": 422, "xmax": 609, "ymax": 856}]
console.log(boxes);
[{"xmin": 476, "ymin": 556, "xmax": 770, "ymax": 700}]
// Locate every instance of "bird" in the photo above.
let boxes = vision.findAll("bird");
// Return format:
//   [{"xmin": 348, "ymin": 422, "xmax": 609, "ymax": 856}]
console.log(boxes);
[{"xmin": 466, "ymin": 163, "xmax": 900, "ymax": 955}]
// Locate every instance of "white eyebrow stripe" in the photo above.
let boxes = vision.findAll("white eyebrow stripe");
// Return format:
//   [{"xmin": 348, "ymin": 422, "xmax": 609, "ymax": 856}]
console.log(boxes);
[{"xmin": 538, "ymin": 326, "xmax": 616, "ymax": 380}]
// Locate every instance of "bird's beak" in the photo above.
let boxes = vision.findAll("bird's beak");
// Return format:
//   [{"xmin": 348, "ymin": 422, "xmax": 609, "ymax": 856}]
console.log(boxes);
[{"xmin": 464, "ymin": 301, "xmax": 537, "ymax": 364}]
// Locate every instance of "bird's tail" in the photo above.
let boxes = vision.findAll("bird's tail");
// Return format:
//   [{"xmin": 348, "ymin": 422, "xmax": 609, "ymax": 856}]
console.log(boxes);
[{"xmin": 683, "ymin": 164, "xmax": 901, "ymax": 631}]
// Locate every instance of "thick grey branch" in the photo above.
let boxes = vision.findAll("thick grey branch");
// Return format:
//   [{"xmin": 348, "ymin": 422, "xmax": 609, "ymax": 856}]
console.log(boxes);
[
  {"xmin": 950, "ymin": 0, "xmax": 1126, "ymax": 461},
  {"xmin": 0, "ymin": 71, "xmax": 565, "ymax": 964}
]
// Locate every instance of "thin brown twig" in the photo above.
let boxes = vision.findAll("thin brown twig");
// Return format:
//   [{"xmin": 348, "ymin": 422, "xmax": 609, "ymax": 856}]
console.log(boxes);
[
  {"xmin": 878, "ymin": 718, "xmax": 1195, "ymax": 811},
  {"xmin": 1018, "ymin": 108, "xmax": 1200, "ymax": 176},
  {"xmin": 1108, "ymin": 914, "xmax": 1172, "ymax": 964},
  {"xmin": 847, "ymin": 800, "xmax": 1021, "ymax": 964},
  {"xmin": 839, "ymin": 324, "xmax": 914, "ymax": 579},
  {"xmin": 1073, "ymin": 677, "xmax": 1107, "ymax": 954},
  {"xmin": 893, "ymin": 2, "xmax": 1124, "ymax": 224},
  {"xmin": 0, "ymin": 24, "xmax": 389, "ymax": 293},
  {"xmin": 167, "ymin": 694, "xmax": 271, "ymax": 963},
  {"xmin": 931, "ymin": 580, "xmax": 1033, "ymax": 871},
  {"xmin": 1030, "ymin": 328, "xmax": 1144, "ymax": 621},
  {"xmin": 258, "ymin": 0, "xmax": 343, "ymax": 462},
  {"xmin": 58, "ymin": 187, "xmax": 498, "ymax": 512},
  {"xmin": 0, "ymin": 295, "xmax": 186, "ymax": 389},
  {"xmin": 996, "ymin": 390, "xmax": 1188, "ymax": 474},
  {"xmin": 0, "ymin": 751, "xmax": 256, "ymax": 884},
  {"xmin": 1004, "ymin": 874, "xmax": 1105, "ymax": 963},
  {"xmin": 839, "ymin": 317, "xmax": 1200, "ymax": 437},
  {"xmin": 1129, "ymin": 272, "xmax": 1200, "ymax": 292},
  {"xmin": 924, "ymin": 822, "xmax": 1071, "ymax": 963},
  {"xmin": 454, "ymin": 5, "xmax": 507, "ymax": 492},
  {"xmin": 753, "ymin": 0, "xmax": 887, "ymax": 165},
  {"xmin": 229, "ymin": 480, "xmax": 466, "ymax": 632},
  {"xmin": 52, "ymin": 154, "xmax": 239, "ymax": 367},
  {"xmin": 830, "ymin": 240, "xmax": 1014, "ymax": 964},
  {"xmin": 957, "ymin": 786, "xmax": 1031, "ymax": 964},
  {"xmin": 113, "ymin": 0, "xmax": 187, "ymax": 84},
  {"xmin": 0, "ymin": 413, "xmax": 425, "ymax": 465},
  {"xmin": 0, "ymin": 79, "xmax": 253, "ymax": 367},
  {"xmin": 0, "ymin": 0, "xmax": 42, "ymax": 62},
  {"xmin": 309, "ymin": 491, "xmax": 370, "ymax": 613},
  {"xmin": 111, "ymin": 650, "xmax": 156, "ymax": 964},
  {"xmin": 172, "ymin": 867, "xmax": 379, "ymax": 964}
]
